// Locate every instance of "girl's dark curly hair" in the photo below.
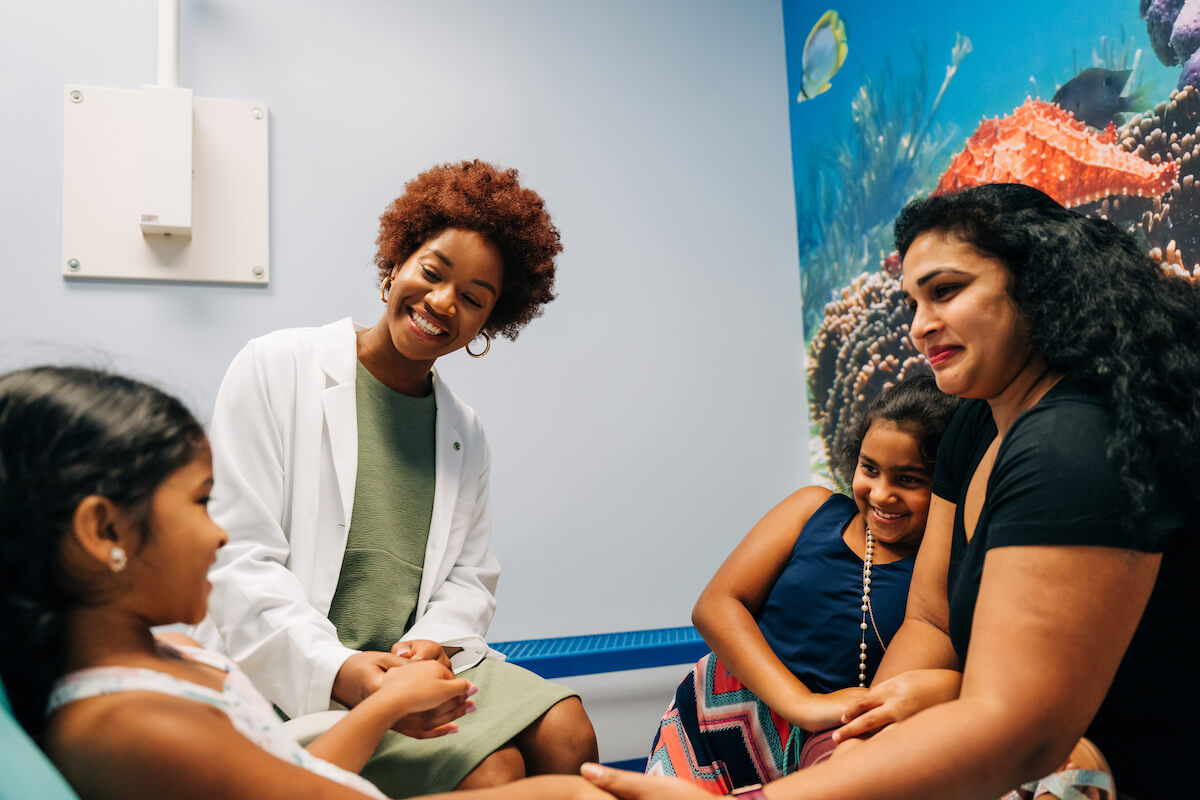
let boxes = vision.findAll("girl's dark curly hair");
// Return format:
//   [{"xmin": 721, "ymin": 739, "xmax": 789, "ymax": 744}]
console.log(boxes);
[
  {"xmin": 374, "ymin": 160, "xmax": 562, "ymax": 340},
  {"xmin": 0, "ymin": 366, "xmax": 206, "ymax": 739},
  {"xmin": 894, "ymin": 183, "xmax": 1200, "ymax": 529},
  {"xmin": 835, "ymin": 374, "xmax": 960, "ymax": 489}
]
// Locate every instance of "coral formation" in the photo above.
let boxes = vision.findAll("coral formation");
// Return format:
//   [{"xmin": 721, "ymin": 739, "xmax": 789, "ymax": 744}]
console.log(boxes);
[
  {"xmin": 806, "ymin": 269, "xmax": 930, "ymax": 490},
  {"xmin": 1087, "ymin": 83, "xmax": 1200, "ymax": 279},
  {"xmin": 1150, "ymin": 238, "xmax": 1200, "ymax": 279},
  {"xmin": 1143, "ymin": 0, "xmax": 1186, "ymax": 66},
  {"xmin": 1141, "ymin": 0, "xmax": 1200, "ymax": 89},
  {"xmin": 934, "ymin": 99, "xmax": 1179, "ymax": 206}
]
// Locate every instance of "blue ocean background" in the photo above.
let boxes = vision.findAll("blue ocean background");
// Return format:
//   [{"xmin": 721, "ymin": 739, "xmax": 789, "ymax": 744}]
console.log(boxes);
[
  {"xmin": 783, "ymin": 0, "xmax": 1178, "ymax": 333},
  {"xmin": 784, "ymin": 0, "xmax": 1185, "ymax": 483}
]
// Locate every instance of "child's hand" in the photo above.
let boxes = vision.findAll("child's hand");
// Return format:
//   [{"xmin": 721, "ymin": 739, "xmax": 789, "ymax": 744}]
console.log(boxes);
[
  {"xmin": 308, "ymin": 661, "xmax": 477, "ymax": 769},
  {"xmin": 373, "ymin": 660, "xmax": 476, "ymax": 738},
  {"xmin": 832, "ymin": 668, "xmax": 962, "ymax": 742},
  {"xmin": 789, "ymin": 686, "xmax": 869, "ymax": 731},
  {"xmin": 392, "ymin": 638, "xmax": 453, "ymax": 669}
]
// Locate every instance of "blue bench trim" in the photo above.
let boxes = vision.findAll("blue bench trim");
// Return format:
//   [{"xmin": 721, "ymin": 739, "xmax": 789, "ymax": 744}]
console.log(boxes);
[{"xmin": 489, "ymin": 625, "xmax": 708, "ymax": 680}]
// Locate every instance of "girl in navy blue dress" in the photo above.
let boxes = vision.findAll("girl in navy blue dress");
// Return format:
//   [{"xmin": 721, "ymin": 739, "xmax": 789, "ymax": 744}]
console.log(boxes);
[{"xmin": 645, "ymin": 376, "xmax": 958, "ymax": 793}]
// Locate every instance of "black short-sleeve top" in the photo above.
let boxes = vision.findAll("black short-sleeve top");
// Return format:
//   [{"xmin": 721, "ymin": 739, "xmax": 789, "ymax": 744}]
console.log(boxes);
[{"xmin": 932, "ymin": 377, "xmax": 1191, "ymax": 799}]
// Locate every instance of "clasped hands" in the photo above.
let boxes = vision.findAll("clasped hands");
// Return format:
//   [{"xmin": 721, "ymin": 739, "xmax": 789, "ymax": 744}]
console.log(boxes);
[
  {"xmin": 831, "ymin": 667, "xmax": 961, "ymax": 743},
  {"xmin": 332, "ymin": 639, "xmax": 472, "ymax": 738}
]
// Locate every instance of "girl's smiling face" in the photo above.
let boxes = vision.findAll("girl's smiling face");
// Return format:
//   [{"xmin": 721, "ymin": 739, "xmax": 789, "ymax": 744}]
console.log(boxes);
[{"xmin": 851, "ymin": 420, "xmax": 933, "ymax": 553}]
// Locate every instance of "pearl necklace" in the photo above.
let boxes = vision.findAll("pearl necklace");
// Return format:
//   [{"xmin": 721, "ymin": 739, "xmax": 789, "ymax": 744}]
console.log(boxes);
[{"xmin": 858, "ymin": 524, "xmax": 885, "ymax": 686}]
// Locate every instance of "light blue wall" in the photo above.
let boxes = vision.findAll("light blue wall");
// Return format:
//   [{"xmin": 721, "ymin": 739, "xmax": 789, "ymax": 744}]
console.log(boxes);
[{"xmin": 1, "ymin": 1, "xmax": 805, "ymax": 652}]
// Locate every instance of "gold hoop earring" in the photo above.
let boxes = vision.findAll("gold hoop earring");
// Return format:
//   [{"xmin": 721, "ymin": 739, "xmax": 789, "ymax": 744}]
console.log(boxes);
[
  {"xmin": 381, "ymin": 276, "xmax": 394, "ymax": 303},
  {"xmin": 109, "ymin": 546, "xmax": 128, "ymax": 573},
  {"xmin": 465, "ymin": 333, "xmax": 491, "ymax": 358}
]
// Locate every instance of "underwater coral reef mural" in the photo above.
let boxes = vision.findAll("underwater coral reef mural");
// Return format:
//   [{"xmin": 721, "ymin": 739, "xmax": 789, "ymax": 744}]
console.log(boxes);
[{"xmin": 784, "ymin": 1, "xmax": 1200, "ymax": 487}]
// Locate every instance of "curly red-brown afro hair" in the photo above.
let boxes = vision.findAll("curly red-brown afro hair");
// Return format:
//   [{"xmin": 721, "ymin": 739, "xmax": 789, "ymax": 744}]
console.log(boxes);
[{"xmin": 375, "ymin": 160, "xmax": 562, "ymax": 340}]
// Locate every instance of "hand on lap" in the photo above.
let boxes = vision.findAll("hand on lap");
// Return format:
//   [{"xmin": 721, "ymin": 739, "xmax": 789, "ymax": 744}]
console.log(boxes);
[
  {"xmin": 375, "ymin": 660, "xmax": 476, "ymax": 738},
  {"xmin": 392, "ymin": 638, "xmax": 453, "ymax": 669}
]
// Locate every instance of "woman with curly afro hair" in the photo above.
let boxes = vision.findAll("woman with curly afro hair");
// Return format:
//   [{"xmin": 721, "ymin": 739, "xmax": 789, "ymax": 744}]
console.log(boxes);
[
  {"xmin": 580, "ymin": 184, "xmax": 1198, "ymax": 800},
  {"xmin": 194, "ymin": 160, "xmax": 598, "ymax": 797}
]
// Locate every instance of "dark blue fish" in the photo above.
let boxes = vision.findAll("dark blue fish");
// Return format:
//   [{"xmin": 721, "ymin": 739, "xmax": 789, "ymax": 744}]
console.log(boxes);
[{"xmin": 1051, "ymin": 68, "xmax": 1133, "ymax": 128}]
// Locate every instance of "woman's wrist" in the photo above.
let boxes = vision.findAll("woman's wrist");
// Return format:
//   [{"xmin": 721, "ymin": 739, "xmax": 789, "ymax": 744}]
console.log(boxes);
[{"xmin": 729, "ymin": 784, "xmax": 768, "ymax": 798}]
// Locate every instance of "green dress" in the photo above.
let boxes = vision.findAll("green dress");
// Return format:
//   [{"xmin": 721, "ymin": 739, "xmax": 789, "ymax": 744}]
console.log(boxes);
[{"xmin": 326, "ymin": 362, "xmax": 575, "ymax": 798}]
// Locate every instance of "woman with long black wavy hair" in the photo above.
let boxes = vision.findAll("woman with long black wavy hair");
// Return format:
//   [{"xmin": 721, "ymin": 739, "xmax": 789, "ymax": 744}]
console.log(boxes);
[{"xmin": 581, "ymin": 184, "xmax": 1199, "ymax": 800}]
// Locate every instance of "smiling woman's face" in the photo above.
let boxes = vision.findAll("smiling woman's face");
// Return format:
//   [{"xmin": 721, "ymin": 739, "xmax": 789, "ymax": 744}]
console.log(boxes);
[
  {"xmin": 901, "ymin": 232, "xmax": 1034, "ymax": 401},
  {"xmin": 383, "ymin": 228, "xmax": 504, "ymax": 363}
]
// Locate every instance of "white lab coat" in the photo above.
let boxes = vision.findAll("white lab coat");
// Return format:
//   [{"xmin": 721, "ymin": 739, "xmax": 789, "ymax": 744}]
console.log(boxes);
[{"xmin": 193, "ymin": 317, "xmax": 501, "ymax": 718}]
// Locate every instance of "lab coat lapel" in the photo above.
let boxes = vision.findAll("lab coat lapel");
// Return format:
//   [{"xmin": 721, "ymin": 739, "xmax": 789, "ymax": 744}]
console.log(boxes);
[
  {"xmin": 319, "ymin": 319, "xmax": 359, "ymax": 528},
  {"xmin": 422, "ymin": 369, "xmax": 462, "ymax": 608}
]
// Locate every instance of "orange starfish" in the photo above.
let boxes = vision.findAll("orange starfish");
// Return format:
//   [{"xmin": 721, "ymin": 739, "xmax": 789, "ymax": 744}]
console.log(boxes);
[{"xmin": 934, "ymin": 99, "xmax": 1178, "ymax": 207}]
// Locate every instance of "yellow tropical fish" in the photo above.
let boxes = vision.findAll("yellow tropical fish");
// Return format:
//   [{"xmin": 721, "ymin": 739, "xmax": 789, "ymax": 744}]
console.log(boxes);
[{"xmin": 798, "ymin": 10, "xmax": 848, "ymax": 103}]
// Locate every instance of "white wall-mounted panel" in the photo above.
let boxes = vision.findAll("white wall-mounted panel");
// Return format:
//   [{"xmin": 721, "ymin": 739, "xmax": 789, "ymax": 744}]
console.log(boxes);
[
  {"xmin": 139, "ymin": 85, "xmax": 194, "ymax": 237},
  {"xmin": 61, "ymin": 84, "xmax": 269, "ymax": 284}
]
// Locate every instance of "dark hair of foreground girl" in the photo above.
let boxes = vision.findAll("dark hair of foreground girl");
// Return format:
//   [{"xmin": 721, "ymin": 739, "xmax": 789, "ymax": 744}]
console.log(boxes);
[{"xmin": 0, "ymin": 366, "xmax": 206, "ymax": 738}]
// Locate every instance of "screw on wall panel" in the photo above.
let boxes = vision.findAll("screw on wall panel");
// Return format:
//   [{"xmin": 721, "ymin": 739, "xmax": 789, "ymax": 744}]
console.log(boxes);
[
  {"xmin": 252, "ymin": 266, "xmax": 265, "ymax": 279},
  {"xmin": 251, "ymin": 107, "xmax": 264, "ymax": 120},
  {"xmin": 69, "ymin": 90, "xmax": 83, "ymax": 103},
  {"xmin": 66, "ymin": 259, "xmax": 80, "ymax": 271}
]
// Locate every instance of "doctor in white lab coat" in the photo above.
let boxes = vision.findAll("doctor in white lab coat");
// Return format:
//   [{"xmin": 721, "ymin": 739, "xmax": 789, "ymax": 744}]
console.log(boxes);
[
  {"xmin": 195, "ymin": 160, "xmax": 596, "ymax": 793},
  {"xmin": 194, "ymin": 315, "xmax": 498, "ymax": 717}
]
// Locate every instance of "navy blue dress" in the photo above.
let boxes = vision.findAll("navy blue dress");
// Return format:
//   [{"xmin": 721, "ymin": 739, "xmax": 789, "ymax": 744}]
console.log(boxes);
[
  {"xmin": 646, "ymin": 493, "xmax": 915, "ymax": 791},
  {"xmin": 758, "ymin": 493, "xmax": 913, "ymax": 693}
]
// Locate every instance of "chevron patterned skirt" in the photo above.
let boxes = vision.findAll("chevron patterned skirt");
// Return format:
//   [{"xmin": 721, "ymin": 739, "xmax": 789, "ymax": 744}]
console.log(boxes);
[{"xmin": 645, "ymin": 653, "xmax": 803, "ymax": 794}]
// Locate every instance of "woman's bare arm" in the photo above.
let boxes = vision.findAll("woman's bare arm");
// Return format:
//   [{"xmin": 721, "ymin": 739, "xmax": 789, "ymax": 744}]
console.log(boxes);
[
  {"xmin": 586, "ymin": 543, "xmax": 1160, "ymax": 800},
  {"xmin": 871, "ymin": 493, "xmax": 961, "ymax": 682},
  {"xmin": 832, "ymin": 494, "xmax": 963, "ymax": 739}
]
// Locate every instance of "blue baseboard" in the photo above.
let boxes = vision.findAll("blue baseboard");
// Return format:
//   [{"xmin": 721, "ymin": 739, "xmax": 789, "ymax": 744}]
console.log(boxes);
[{"xmin": 490, "ymin": 625, "xmax": 707, "ymax": 679}]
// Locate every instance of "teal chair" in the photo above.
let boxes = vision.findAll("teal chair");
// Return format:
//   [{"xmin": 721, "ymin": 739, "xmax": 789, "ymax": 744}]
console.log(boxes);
[{"xmin": 0, "ymin": 676, "xmax": 80, "ymax": 799}]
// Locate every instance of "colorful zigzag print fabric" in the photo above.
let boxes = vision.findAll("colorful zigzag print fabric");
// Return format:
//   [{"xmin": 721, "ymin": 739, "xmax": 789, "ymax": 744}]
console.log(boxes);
[{"xmin": 645, "ymin": 653, "xmax": 798, "ymax": 794}]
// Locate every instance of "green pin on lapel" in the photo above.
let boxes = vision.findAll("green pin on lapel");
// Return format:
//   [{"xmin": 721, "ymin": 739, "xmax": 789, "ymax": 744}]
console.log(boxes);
[{"xmin": 453, "ymin": 441, "xmax": 461, "ymax": 451}]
